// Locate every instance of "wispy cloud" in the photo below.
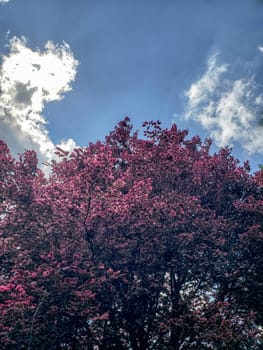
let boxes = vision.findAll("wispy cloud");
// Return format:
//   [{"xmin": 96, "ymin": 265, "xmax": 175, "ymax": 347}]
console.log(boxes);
[
  {"xmin": 0, "ymin": 0, "xmax": 10, "ymax": 4},
  {"xmin": 182, "ymin": 53, "xmax": 263, "ymax": 154},
  {"xmin": 258, "ymin": 46, "xmax": 263, "ymax": 54},
  {"xmin": 0, "ymin": 36, "xmax": 78, "ymax": 165}
]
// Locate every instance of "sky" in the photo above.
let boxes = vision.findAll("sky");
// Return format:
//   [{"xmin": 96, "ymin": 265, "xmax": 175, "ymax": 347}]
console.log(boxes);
[{"xmin": 0, "ymin": 0, "xmax": 262, "ymax": 171}]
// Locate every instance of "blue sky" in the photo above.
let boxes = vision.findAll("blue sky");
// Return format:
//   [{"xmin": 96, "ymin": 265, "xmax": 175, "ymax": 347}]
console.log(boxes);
[{"xmin": 0, "ymin": 0, "xmax": 262, "ymax": 171}]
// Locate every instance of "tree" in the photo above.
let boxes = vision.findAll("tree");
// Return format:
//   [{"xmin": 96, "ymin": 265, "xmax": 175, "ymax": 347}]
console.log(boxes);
[{"xmin": 0, "ymin": 118, "xmax": 262, "ymax": 349}]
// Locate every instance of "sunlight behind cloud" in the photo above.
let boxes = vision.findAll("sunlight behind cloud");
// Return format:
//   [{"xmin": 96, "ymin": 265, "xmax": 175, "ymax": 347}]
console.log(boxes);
[
  {"xmin": 0, "ymin": 36, "xmax": 78, "ymax": 166},
  {"xmin": 182, "ymin": 53, "xmax": 263, "ymax": 155}
]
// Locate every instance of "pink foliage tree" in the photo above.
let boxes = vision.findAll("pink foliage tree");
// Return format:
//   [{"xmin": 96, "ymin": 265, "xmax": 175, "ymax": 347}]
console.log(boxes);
[{"xmin": 0, "ymin": 119, "xmax": 262, "ymax": 349}]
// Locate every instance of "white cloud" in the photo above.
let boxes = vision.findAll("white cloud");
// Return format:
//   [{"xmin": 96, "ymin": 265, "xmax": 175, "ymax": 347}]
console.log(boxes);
[
  {"xmin": 258, "ymin": 46, "xmax": 263, "ymax": 54},
  {"xmin": 182, "ymin": 53, "xmax": 263, "ymax": 154},
  {"xmin": 0, "ymin": 36, "xmax": 78, "ymax": 166},
  {"xmin": 0, "ymin": 0, "xmax": 10, "ymax": 3},
  {"xmin": 184, "ymin": 53, "xmax": 228, "ymax": 119}
]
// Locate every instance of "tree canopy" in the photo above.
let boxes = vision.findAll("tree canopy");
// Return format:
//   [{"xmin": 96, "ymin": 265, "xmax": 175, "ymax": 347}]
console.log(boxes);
[{"xmin": 0, "ymin": 118, "xmax": 262, "ymax": 349}]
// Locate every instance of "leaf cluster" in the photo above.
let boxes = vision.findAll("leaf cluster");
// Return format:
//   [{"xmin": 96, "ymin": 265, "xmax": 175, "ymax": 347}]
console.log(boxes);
[{"xmin": 0, "ymin": 119, "xmax": 262, "ymax": 349}]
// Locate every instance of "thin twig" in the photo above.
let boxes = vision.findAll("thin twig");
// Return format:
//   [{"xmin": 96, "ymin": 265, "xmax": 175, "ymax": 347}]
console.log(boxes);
[{"xmin": 27, "ymin": 298, "xmax": 44, "ymax": 350}]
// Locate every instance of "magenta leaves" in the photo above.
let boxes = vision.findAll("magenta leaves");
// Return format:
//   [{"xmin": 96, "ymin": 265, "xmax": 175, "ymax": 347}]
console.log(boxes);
[{"xmin": 0, "ymin": 119, "xmax": 262, "ymax": 349}]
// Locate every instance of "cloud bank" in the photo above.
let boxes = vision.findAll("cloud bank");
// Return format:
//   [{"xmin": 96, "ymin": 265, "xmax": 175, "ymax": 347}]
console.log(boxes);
[
  {"xmin": 182, "ymin": 53, "xmax": 263, "ymax": 155},
  {"xmin": 0, "ymin": 36, "xmax": 78, "ymax": 166}
]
